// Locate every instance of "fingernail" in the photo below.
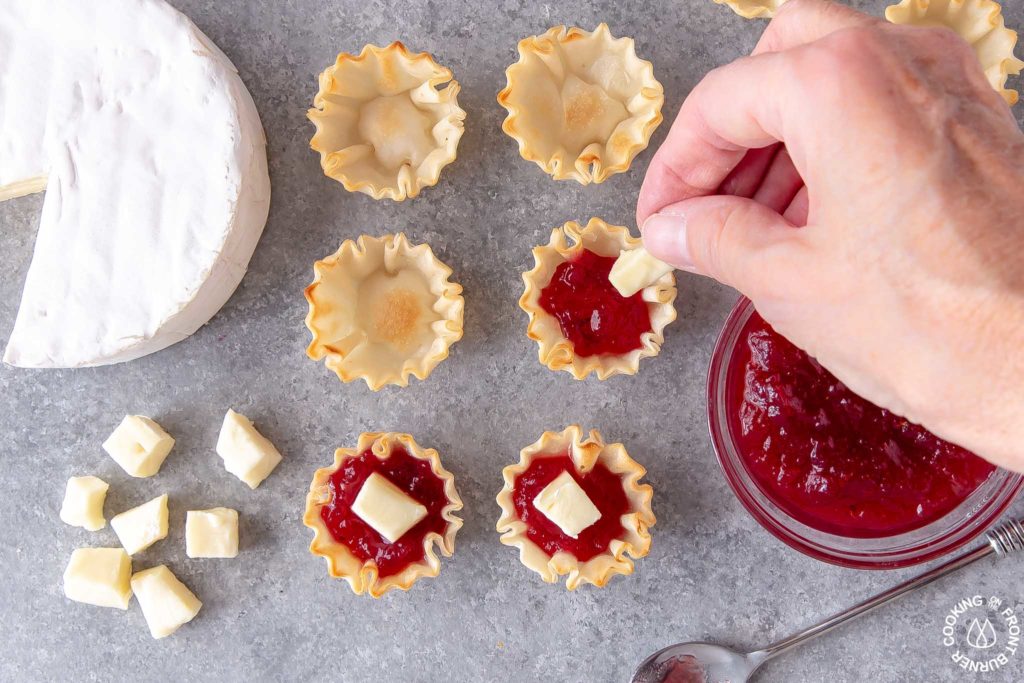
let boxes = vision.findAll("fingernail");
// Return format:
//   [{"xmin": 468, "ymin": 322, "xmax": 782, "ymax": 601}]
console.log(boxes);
[{"xmin": 642, "ymin": 210, "xmax": 696, "ymax": 271}]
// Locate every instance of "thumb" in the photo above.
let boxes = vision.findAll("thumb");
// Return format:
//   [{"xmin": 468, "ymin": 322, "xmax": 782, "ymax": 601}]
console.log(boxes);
[{"xmin": 641, "ymin": 195, "xmax": 801, "ymax": 296}]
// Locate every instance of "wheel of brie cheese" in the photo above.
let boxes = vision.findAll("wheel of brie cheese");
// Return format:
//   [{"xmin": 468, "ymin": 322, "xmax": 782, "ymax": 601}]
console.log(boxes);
[{"xmin": 0, "ymin": 0, "xmax": 271, "ymax": 368}]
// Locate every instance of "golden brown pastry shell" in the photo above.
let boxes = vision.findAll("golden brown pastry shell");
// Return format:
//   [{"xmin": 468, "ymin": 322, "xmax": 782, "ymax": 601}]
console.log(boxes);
[
  {"xmin": 498, "ymin": 24, "xmax": 664, "ymax": 184},
  {"xmin": 308, "ymin": 42, "xmax": 466, "ymax": 200},
  {"xmin": 305, "ymin": 233, "xmax": 464, "ymax": 390}
]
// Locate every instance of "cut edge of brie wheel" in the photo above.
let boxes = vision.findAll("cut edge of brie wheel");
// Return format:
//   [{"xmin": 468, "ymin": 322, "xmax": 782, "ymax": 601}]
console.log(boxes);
[
  {"xmin": 0, "ymin": 0, "xmax": 271, "ymax": 368},
  {"xmin": 0, "ymin": 176, "xmax": 47, "ymax": 202}
]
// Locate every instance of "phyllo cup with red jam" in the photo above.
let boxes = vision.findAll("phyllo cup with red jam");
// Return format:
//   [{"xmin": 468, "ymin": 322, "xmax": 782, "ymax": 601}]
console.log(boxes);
[
  {"xmin": 304, "ymin": 432, "xmax": 463, "ymax": 597},
  {"xmin": 519, "ymin": 218, "xmax": 677, "ymax": 379},
  {"xmin": 497, "ymin": 425, "xmax": 655, "ymax": 589}
]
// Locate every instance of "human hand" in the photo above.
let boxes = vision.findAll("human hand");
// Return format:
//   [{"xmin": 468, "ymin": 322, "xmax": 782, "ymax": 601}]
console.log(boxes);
[{"xmin": 636, "ymin": 0, "xmax": 1024, "ymax": 472}]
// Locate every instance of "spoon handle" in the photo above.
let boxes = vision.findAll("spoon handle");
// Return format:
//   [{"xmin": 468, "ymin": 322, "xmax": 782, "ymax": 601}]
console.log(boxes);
[{"xmin": 750, "ymin": 518, "xmax": 1024, "ymax": 666}]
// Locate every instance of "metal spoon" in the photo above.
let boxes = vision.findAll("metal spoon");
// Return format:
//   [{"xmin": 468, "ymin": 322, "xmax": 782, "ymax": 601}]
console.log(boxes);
[{"xmin": 632, "ymin": 518, "xmax": 1024, "ymax": 683}]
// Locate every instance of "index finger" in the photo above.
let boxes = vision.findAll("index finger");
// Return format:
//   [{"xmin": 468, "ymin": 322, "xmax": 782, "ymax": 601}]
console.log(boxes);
[
  {"xmin": 636, "ymin": 0, "xmax": 879, "ymax": 227},
  {"xmin": 636, "ymin": 51, "xmax": 790, "ymax": 227}
]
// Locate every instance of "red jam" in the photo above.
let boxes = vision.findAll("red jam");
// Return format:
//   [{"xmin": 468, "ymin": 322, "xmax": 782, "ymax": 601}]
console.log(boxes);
[
  {"xmin": 728, "ymin": 312, "xmax": 996, "ymax": 538},
  {"xmin": 320, "ymin": 446, "xmax": 449, "ymax": 577},
  {"xmin": 539, "ymin": 249, "xmax": 651, "ymax": 357},
  {"xmin": 511, "ymin": 454, "xmax": 630, "ymax": 561}
]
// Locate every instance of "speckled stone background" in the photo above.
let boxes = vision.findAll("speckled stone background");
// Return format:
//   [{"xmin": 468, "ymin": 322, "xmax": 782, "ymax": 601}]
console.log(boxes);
[{"xmin": 2, "ymin": 0, "xmax": 1023, "ymax": 681}]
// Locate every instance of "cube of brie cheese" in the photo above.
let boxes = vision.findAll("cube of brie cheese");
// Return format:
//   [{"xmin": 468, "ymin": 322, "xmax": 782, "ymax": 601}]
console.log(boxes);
[
  {"xmin": 131, "ymin": 565, "xmax": 202, "ymax": 639},
  {"xmin": 102, "ymin": 415, "xmax": 175, "ymax": 478},
  {"xmin": 215, "ymin": 409, "xmax": 282, "ymax": 489},
  {"xmin": 608, "ymin": 247, "xmax": 674, "ymax": 297},
  {"xmin": 185, "ymin": 507, "xmax": 239, "ymax": 559},
  {"xmin": 110, "ymin": 494, "xmax": 169, "ymax": 555},
  {"xmin": 59, "ymin": 475, "xmax": 109, "ymax": 531},
  {"xmin": 63, "ymin": 548, "xmax": 133, "ymax": 610},
  {"xmin": 351, "ymin": 472, "xmax": 428, "ymax": 543},
  {"xmin": 533, "ymin": 471, "xmax": 602, "ymax": 539}
]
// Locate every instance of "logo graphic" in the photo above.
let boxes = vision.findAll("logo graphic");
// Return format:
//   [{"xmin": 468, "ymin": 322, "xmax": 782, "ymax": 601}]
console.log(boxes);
[
  {"xmin": 966, "ymin": 619, "xmax": 998, "ymax": 650},
  {"xmin": 942, "ymin": 595, "xmax": 1020, "ymax": 674}
]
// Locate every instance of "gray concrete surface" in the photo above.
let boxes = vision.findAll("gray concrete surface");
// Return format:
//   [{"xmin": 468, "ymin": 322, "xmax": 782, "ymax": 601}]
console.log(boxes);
[{"xmin": 2, "ymin": 0, "xmax": 1023, "ymax": 681}]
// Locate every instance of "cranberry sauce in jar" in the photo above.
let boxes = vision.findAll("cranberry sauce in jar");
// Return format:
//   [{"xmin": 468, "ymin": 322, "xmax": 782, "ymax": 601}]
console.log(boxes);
[{"xmin": 726, "ymin": 311, "xmax": 996, "ymax": 538}]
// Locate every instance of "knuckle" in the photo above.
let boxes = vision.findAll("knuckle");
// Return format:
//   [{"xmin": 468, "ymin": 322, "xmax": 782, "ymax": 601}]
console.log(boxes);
[
  {"xmin": 819, "ymin": 25, "xmax": 883, "ymax": 67},
  {"xmin": 784, "ymin": 47, "xmax": 852, "ymax": 107},
  {"xmin": 704, "ymin": 57, "xmax": 749, "ymax": 89},
  {"xmin": 798, "ymin": 26, "xmax": 887, "ymax": 96}
]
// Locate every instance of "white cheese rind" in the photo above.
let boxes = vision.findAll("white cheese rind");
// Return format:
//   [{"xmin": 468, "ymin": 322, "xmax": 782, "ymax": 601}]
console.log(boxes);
[
  {"xmin": 532, "ymin": 471, "xmax": 602, "ymax": 539},
  {"xmin": 609, "ymin": 247, "xmax": 674, "ymax": 297},
  {"xmin": 102, "ymin": 415, "xmax": 175, "ymax": 478},
  {"xmin": 110, "ymin": 494, "xmax": 170, "ymax": 555},
  {"xmin": 351, "ymin": 472, "xmax": 428, "ymax": 543},
  {"xmin": 60, "ymin": 476, "xmax": 110, "ymax": 531},
  {"xmin": 63, "ymin": 548, "xmax": 133, "ymax": 610},
  {"xmin": 185, "ymin": 508, "xmax": 240, "ymax": 559},
  {"xmin": 0, "ymin": 0, "xmax": 271, "ymax": 368},
  {"xmin": 131, "ymin": 565, "xmax": 202, "ymax": 639},
  {"xmin": 216, "ymin": 409, "xmax": 283, "ymax": 489}
]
